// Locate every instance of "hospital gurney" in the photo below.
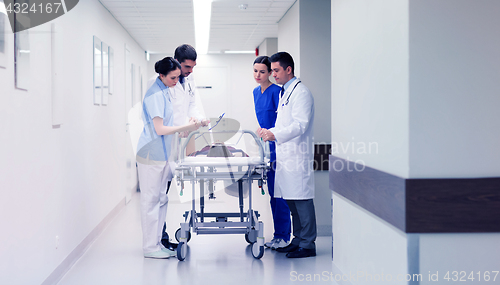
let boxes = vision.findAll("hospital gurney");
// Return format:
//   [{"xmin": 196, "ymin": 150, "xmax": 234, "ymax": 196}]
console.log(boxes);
[{"xmin": 173, "ymin": 130, "xmax": 269, "ymax": 261}]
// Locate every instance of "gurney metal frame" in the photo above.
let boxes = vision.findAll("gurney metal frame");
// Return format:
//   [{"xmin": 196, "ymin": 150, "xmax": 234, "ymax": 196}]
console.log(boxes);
[{"xmin": 173, "ymin": 130, "xmax": 269, "ymax": 261}]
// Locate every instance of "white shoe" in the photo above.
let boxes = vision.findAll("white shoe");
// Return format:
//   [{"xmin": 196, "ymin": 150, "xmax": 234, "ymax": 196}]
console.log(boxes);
[
  {"xmin": 265, "ymin": 238, "xmax": 279, "ymax": 248},
  {"xmin": 161, "ymin": 247, "xmax": 177, "ymax": 257},
  {"xmin": 265, "ymin": 238, "xmax": 290, "ymax": 249},
  {"xmin": 271, "ymin": 239, "xmax": 290, "ymax": 249},
  {"xmin": 144, "ymin": 250, "xmax": 171, "ymax": 259}
]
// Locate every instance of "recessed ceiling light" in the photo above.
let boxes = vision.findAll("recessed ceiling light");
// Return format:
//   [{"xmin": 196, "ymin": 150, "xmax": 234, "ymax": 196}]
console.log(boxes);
[
  {"xmin": 193, "ymin": 0, "xmax": 213, "ymax": 54},
  {"xmin": 224, "ymin": 50, "xmax": 254, "ymax": 54}
]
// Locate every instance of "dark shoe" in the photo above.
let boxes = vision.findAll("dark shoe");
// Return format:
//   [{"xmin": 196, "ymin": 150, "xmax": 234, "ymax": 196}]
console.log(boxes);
[
  {"xmin": 161, "ymin": 239, "xmax": 178, "ymax": 250},
  {"xmin": 276, "ymin": 243, "xmax": 299, "ymax": 253},
  {"xmin": 286, "ymin": 247, "xmax": 316, "ymax": 258}
]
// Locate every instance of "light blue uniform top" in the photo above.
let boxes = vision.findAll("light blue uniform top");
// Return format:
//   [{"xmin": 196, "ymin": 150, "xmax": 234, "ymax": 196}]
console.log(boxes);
[{"xmin": 137, "ymin": 77, "xmax": 174, "ymax": 162}]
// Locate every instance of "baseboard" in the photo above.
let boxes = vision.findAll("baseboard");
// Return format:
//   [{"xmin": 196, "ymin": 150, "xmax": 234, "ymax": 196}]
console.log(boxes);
[{"xmin": 41, "ymin": 198, "xmax": 126, "ymax": 285}]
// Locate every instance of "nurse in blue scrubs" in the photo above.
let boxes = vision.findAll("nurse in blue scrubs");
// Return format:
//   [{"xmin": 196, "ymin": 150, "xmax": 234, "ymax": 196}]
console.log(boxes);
[{"xmin": 253, "ymin": 56, "xmax": 291, "ymax": 249}]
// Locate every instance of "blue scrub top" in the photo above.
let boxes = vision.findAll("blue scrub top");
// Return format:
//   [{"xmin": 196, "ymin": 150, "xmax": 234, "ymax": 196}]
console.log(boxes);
[
  {"xmin": 253, "ymin": 83, "xmax": 280, "ymax": 162},
  {"xmin": 137, "ymin": 77, "xmax": 174, "ymax": 162}
]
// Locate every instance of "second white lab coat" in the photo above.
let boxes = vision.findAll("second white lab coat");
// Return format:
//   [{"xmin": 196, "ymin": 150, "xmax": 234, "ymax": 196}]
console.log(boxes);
[
  {"xmin": 146, "ymin": 74, "xmax": 205, "ymax": 126},
  {"xmin": 170, "ymin": 74, "xmax": 205, "ymax": 126},
  {"xmin": 270, "ymin": 78, "xmax": 315, "ymax": 200}
]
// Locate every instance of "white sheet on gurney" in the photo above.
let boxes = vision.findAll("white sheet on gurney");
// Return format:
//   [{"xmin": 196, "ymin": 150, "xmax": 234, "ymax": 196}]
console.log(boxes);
[{"xmin": 180, "ymin": 156, "xmax": 264, "ymax": 167}]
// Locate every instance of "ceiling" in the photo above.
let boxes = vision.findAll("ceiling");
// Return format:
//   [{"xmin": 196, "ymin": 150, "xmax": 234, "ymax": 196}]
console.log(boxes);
[{"xmin": 99, "ymin": 0, "xmax": 296, "ymax": 54}]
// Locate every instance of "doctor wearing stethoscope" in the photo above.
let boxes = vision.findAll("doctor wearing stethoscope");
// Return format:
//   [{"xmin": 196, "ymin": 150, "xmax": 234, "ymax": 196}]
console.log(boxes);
[
  {"xmin": 257, "ymin": 52, "xmax": 317, "ymax": 259},
  {"xmin": 169, "ymin": 45, "xmax": 209, "ymax": 132}
]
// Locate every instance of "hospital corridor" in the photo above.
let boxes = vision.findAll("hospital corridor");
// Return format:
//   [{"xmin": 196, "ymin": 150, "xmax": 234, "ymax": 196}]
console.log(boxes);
[
  {"xmin": 56, "ymin": 189, "xmax": 335, "ymax": 285},
  {"xmin": 1, "ymin": 0, "xmax": 500, "ymax": 285}
]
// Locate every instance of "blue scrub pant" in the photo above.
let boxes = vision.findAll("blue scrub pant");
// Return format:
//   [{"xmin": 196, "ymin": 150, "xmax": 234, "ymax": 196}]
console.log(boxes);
[{"xmin": 267, "ymin": 167, "xmax": 291, "ymax": 241}]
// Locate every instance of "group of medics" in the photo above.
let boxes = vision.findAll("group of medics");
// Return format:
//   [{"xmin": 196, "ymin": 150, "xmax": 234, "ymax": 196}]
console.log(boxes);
[{"xmin": 136, "ymin": 44, "xmax": 317, "ymax": 259}]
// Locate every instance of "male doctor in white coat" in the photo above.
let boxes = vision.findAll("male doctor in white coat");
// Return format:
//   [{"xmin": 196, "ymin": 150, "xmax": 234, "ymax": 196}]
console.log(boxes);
[
  {"xmin": 147, "ymin": 44, "xmax": 209, "ymax": 250},
  {"xmin": 257, "ymin": 52, "xmax": 317, "ymax": 258}
]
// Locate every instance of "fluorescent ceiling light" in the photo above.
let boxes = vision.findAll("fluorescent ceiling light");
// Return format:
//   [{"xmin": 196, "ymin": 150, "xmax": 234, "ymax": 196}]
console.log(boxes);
[
  {"xmin": 193, "ymin": 0, "xmax": 213, "ymax": 54},
  {"xmin": 224, "ymin": 51, "xmax": 255, "ymax": 54}
]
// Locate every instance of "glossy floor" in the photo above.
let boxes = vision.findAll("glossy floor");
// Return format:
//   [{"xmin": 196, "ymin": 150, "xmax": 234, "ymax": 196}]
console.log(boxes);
[{"xmin": 58, "ymin": 189, "xmax": 338, "ymax": 285}]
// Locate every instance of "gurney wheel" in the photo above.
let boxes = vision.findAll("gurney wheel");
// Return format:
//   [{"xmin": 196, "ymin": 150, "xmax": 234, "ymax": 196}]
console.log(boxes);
[
  {"xmin": 177, "ymin": 242, "xmax": 187, "ymax": 261},
  {"xmin": 245, "ymin": 231, "xmax": 257, "ymax": 244},
  {"xmin": 251, "ymin": 243, "xmax": 264, "ymax": 259},
  {"xmin": 175, "ymin": 228, "xmax": 191, "ymax": 243}
]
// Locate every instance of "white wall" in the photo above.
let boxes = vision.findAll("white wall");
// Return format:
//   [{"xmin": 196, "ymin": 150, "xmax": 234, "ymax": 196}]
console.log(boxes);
[
  {"xmin": 409, "ymin": 0, "xmax": 500, "ymax": 178},
  {"xmin": 408, "ymin": 1, "xmax": 500, "ymax": 281},
  {"xmin": 258, "ymin": 37, "xmax": 278, "ymax": 57},
  {"xmin": 331, "ymin": 0, "xmax": 409, "ymax": 178},
  {"xmin": 278, "ymin": 1, "xmax": 300, "ymax": 77},
  {"xmin": 330, "ymin": 0, "xmax": 410, "ymax": 280},
  {"xmin": 196, "ymin": 54, "xmax": 260, "ymax": 131},
  {"xmin": 0, "ymin": 1, "xmax": 147, "ymax": 283},
  {"xmin": 301, "ymin": 0, "xmax": 331, "ymax": 144},
  {"xmin": 331, "ymin": 0, "xmax": 500, "ymax": 283},
  {"xmin": 419, "ymin": 233, "xmax": 500, "ymax": 285},
  {"xmin": 333, "ymin": 193, "xmax": 409, "ymax": 285}
]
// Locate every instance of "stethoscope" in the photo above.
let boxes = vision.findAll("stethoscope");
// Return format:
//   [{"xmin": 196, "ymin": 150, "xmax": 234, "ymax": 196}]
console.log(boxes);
[
  {"xmin": 187, "ymin": 82, "xmax": 195, "ymax": 97},
  {"xmin": 164, "ymin": 77, "xmax": 194, "ymax": 98},
  {"xmin": 280, "ymin": 80, "xmax": 301, "ymax": 109}
]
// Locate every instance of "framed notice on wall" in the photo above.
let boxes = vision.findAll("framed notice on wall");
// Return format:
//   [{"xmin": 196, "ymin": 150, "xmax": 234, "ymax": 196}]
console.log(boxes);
[
  {"xmin": 93, "ymin": 36, "xmax": 113, "ymax": 106},
  {"xmin": 108, "ymin": 46, "xmax": 114, "ymax": 95},
  {"xmin": 14, "ymin": 30, "xmax": 30, "ymax": 90},
  {"xmin": 101, "ymin": 41, "xmax": 109, "ymax": 105},
  {"xmin": 93, "ymin": 36, "xmax": 102, "ymax": 105},
  {"xmin": 0, "ymin": 0, "xmax": 6, "ymax": 69}
]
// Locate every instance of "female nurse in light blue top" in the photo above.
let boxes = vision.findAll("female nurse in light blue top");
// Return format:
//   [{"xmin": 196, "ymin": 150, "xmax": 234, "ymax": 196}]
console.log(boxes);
[
  {"xmin": 137, "ymin": 57, "xmax": 199, "ymax": 259},
  {"xmin": 253, "ymin": 56, "xmax": 291, "ymax": 250}
]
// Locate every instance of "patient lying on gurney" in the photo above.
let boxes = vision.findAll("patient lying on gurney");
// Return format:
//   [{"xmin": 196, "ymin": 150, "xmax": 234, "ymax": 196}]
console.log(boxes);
[
  {"xmin": 187, "ymin": 142, "xmax": 252, "ymax": 198},
  {"xmin": 188, "ymin": 142, "xmax": 249, "ymax": 158}
]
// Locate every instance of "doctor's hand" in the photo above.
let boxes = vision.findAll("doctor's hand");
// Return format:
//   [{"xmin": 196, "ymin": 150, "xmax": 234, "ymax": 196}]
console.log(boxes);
[
  {"xmin": 184, "ymin": 119, "xmax": 200, "ymax": 132},
  {"xmin": 189, "ymin": 117, "xmax": 201, "ymax": 129},
  {"xmin": 201, "ymin": 119, "xmax": 210, "ymax": 127},
  {"xmin": 257, "ymin": 128, "xmax": 275, "ymax": 142}
]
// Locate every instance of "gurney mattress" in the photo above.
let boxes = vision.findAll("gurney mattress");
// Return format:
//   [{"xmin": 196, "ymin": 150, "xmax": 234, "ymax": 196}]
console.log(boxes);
[{"xmin": 179, "ymin": 157, "xmax": 264, "ymax": 167}]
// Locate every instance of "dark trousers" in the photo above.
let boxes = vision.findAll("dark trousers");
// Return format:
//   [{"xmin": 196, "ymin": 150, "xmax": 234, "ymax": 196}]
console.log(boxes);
[{"xmin": 286, "ymin": 199, "xmax": 317, "ymax": 250}]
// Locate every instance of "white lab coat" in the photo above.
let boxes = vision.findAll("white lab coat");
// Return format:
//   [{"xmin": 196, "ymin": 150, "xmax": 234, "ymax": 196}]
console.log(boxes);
[
  {"xmin": 170, "ymin": 74, "xmax": 205, "ymax": 125},
  {"xmin": 270, "ymin": 78, "xmax": 315, "ymax": 200},
  {"xmin": 146, "ymin": 74, "xmax": 205, "ymax": 126}
]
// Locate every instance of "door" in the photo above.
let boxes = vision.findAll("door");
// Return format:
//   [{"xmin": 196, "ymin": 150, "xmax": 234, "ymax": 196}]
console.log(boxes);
[{"xmin": 124, "ymin": 44, "xmax": 137, "ymax": 203}]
